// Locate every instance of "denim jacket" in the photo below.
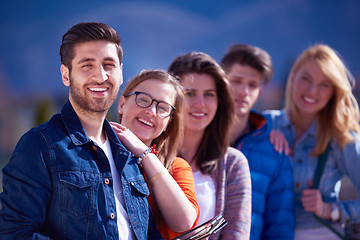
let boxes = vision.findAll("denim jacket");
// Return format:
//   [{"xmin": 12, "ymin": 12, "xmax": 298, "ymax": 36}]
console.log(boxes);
[
  {"xmin": 265, "ymin": 109, "xmax": 360, "ymax": 229},
  {"xmin": 0, "ymin": 101, "xmax": 163, "ymax": 240}
]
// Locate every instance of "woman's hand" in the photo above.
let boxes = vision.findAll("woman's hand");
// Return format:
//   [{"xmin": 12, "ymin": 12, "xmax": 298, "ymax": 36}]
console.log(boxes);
[
  {"xmin": 301, "ymin": 180, "xmax": 330, "ymax": 219},
  {"xmin": 269, "ymin": 129, "xmax": 291, "ymax": 155},
  {"xmin": 301, "ymin": 189, "xmax": 325, "ymax": 217},
  {"xmin": 110, "ymin": 122, "xmax": 147, "ymax": 157}
]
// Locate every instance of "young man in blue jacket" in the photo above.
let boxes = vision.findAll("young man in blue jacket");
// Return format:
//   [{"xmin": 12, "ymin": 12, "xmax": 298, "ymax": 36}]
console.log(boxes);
[
  {"xmin": 221, "ymin": 44, "xmax": 295, "ymax": 240},
  {"xmin": 0, "ymin": 22, "xmax": 162, "ymax": 240}
]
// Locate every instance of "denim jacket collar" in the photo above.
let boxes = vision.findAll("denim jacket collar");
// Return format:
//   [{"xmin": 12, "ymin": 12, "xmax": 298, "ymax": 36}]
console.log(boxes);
[
  {"xmin": 60, "ymin": 100, "xmax": 127, "ymax": 151},
  {"xmin": 61, "ymin": 100, "xmax": 92, "ymax": 146},
  {"xmin": 279, "ymin": 109, "xmax": 317, "ymax": 139}
]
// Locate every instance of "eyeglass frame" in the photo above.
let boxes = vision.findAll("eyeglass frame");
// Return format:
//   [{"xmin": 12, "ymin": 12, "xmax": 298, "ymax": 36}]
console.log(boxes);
[{"xmin": 124, "ymin": 91, "xmax": 176, "ymax": 117}]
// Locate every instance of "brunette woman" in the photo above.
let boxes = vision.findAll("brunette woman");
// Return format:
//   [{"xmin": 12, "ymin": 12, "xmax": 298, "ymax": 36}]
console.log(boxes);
[{"xmin": 168, "ymin": 52, "xmax": 252, "ymax": 240}]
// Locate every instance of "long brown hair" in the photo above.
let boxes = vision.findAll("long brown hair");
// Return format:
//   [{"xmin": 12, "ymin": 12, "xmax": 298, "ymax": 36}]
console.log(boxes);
[
  {"xmin": 168, "ymin": 52, "xmax": 235, "ymax": 174},
  {"xmin": 119, "ymin": 70, "xmax": 185, "ymax": 170},
  {"xmin": 285, "ymin": 44, "xmax": 360, "ymax": 155}
]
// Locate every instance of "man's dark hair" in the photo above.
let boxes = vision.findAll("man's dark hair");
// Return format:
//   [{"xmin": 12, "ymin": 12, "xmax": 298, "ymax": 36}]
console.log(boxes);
[
  {"xmin": 60, "ymin": 22, "xmax": 123, "ymax": 70},
  {"xmin": 221, "ymin": 43, "xmax": 273, "ymax": 85}
]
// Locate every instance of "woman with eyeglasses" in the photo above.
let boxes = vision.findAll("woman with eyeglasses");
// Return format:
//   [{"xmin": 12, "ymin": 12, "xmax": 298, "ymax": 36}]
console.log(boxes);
[
  {"xmin": 168, "ymin": 52, "xmax": 252, "ymax": 240},
  {"xmin": 110, "ymin": 69, "xmax": 199, "ymax": 240}
]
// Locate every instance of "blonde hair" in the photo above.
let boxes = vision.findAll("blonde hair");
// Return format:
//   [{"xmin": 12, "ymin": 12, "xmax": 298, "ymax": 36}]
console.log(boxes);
[
  {"xmin": 285, "ymin": 44, "xmax": 360, "ymax": 155},
  {"xmin": 119, "ymin": 70, "xmax": 185, "ymax": 170}
]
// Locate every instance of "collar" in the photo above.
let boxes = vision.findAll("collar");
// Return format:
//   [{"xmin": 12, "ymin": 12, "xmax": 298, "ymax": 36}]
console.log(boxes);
[
  {"xmin": 60, "ymin": 100, "xmax": 125, "ymax": 148},
  {"xmin": 232, "ymin": 111, "xmax": 268, "ymax": 147},
  {"xmin": 280, "ymin": 109, "xmax": 317, "ymax": 138},
  {"xmin": 61, "ymin": 100, "xmax": 90, "ymax": 146},
  {"xmin": 249, "ymin": 110, "xmax": 267, "ymax": 130}
]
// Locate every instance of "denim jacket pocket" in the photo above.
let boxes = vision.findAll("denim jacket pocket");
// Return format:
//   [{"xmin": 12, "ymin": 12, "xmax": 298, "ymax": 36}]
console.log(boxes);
[
  {"xmin": 125, "ymin": 176, "xmax": 150, "ymax": 235},
  {"xmin": 59, "ymin": 171, "xmax": 100, "ymax": 217},
  {"xmin": 128, "ymin": 176, "xmax": 150, "ymax": 196}
]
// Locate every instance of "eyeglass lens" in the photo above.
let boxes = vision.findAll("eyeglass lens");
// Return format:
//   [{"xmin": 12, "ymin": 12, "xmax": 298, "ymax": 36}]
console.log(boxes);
[{"xmin": 136, "ymin": 92, "xmax": 173, "ymax": 117}]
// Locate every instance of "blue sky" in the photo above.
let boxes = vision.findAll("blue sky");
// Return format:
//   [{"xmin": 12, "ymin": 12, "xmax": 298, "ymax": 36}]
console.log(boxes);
[
  {"xmin": 0, "ymin": 0, "xmax": 360, "ymax": 188},
  {"xmin": 1, "ymin": 0, "xmax": 359, "ymax": 101}
]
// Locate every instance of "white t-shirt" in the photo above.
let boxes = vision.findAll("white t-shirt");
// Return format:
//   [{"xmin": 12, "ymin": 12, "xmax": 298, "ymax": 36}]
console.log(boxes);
[
  {"xmin": 193, "ymin": 171, "xmax": 216, "ymax": 226},
  {"xmin": 98, "ymin": 137, "xmax": 136, "ymax": 240}
]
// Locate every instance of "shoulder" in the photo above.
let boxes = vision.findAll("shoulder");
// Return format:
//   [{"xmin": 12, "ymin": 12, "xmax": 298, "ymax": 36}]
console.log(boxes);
[
  {"xmin": 220, "ymin": 147, "xmax": 250, "ymax": 174},
  {"xmin": 263, "ymin": 109, "xmax": 283, "ymax": 117},
  {"xmin": 242, "ymin": 135, "xmax": 290, "ymax": 167},
  {"xmin": 342, "ymin": 131, "xmax": 360, "ymax": 157},
  {"xmin": 170, "ymin": 157, "xmax": 193, "ymax": 177},
  {"xmin": 171, "ymin": 157, "xmax": 191, "ymax": 169},
  {"xmin": 32, "ymin": 113, "xmax": 64, "ymax": 137},
  {"xmin": 263, "ymin": 109, "xmax": 289, "ymax": 129},
  {"xmin": 225, "ymin": 147, "xmax": 247, "ymax": 163},
  {"xmin": 262, "ymin": 109, "xmax": 285, "ymax": 122},
  {"xmin": 17, "ymin": 118, "xmax": 60, "ymax": 147}
]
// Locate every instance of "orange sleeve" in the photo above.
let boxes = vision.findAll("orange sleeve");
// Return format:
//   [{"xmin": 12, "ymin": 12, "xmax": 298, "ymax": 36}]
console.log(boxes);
[{"xmin": 148, "ymin": 157, "xmax": 200, "ymax": 240}]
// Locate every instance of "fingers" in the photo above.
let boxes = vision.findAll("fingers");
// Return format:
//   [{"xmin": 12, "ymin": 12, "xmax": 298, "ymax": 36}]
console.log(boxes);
[
  {"xmin": 269, "ymin": 130, "xmax": 276, "ymax": 145},
  {"xmin": 270, "ymin": 130, "xmax": 291, "ymax": 155},
  {"xmin": 301, "ymin": 189, "xmax": 323, "ymax": 216},
  {"xmin": 283, "ymin": 140, "xmax": 291, "ymax": 156},
  {"xmin": 270, "ymin": 130, "xmax": 282, "ymax": 153},
  {"xmin": 275, "ymin": 136, "xmax": 283, "ymax": 154},
  {"xmin": 110, "ymin": 122, "xmax": 127, "ymax": 132}
]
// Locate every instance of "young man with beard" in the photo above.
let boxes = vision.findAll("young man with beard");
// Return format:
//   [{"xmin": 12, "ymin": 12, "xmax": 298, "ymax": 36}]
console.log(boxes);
[
  {"xmin": 0, "ymin": 22, "xmax": 163, "ymax": 240},
  {"xmin": 221, "ymin": 44, "xmax": 295, "ymax": 240}
]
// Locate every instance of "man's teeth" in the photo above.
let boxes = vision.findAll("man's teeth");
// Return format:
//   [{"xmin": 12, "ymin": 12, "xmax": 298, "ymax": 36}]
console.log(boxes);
[
  {"xmin": 90, "ymin": 88, "xmax": 107, "ymax": 92},
  {"xmin": 139, "ymin": 118, "xmax": 154, "ymax": 127}
]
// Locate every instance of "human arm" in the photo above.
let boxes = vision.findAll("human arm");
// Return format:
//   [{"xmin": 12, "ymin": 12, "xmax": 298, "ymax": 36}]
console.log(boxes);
[
  {"xmin": 0, "ymin": 131, "xmax": 53, "ymax": 240},
  {"xmin": 302, "ymin": 135, "xmax": 360, "ymax": 224},
  {"xmin": 333, "ymin": 136, "xmax": 360, "ymax": 224},
  {"xmin": 216, "ymin": 148, "xmax": 252, "ymax": 240},
  {"xmin": 111, "ymin": 122, "xmax": 198, "ymax": 232},
  {"xmin": 301, "ymin": 181, "xmax": 330, "ymax": 218}
]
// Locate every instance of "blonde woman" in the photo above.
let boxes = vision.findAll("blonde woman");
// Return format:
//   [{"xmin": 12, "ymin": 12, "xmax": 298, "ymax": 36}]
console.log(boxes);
[{"xmin": 265, "ymin": 44, "xmax": 360, "ymax": 239}]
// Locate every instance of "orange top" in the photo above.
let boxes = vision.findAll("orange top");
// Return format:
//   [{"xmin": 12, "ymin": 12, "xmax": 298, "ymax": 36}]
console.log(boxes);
[{"xmin": 147, "ymin": 157, "xmax": 200, "ymax": 240}]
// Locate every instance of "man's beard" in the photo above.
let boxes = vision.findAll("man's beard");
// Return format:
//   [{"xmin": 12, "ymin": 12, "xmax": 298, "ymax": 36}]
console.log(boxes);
[{"xmin": 68, "ymin": 76, "xmax": 119, "ymax": 115}]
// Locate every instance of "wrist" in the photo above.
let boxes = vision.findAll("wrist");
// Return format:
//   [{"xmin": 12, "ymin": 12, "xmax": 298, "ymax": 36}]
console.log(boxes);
[
  {"xmin": 330, "ymin": 203, "xmax": 341, "ymax": 222},
  {"xmin": 137, "ymin": 144, "xmax": 158, "ymax": 165},
  {"xmin": 321, "ymin": 203, "xmax": 331, "ymax": 219}
]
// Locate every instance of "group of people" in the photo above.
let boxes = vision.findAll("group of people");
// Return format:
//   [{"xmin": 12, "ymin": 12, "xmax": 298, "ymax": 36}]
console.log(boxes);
[{"xmin": 0, "ymin": 21, "xmax": 359, "ymax": 240}]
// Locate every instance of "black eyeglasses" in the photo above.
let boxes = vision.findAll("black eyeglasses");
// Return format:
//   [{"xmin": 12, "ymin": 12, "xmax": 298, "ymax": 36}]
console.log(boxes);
[{"xmin": 125, "ymin": 91, "xmax": 176, "ymax": 117}]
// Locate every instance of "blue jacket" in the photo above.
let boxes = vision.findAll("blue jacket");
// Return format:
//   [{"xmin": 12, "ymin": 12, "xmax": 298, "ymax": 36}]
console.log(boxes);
[
  {"xmin": 233, "ymin": 111, "xmax": 295, "ymax": 240},
  {"xmin": 0, "ymin": 101, "xmax": 163, "ymax": 240}
]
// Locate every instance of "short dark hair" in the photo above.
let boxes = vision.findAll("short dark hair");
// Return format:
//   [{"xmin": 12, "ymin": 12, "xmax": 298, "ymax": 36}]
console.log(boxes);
[
  {"xmin": 221, "ymin": 43, "xmax": 273, "ymax": 85},
  {"xmin": 60, "ymin": 22, "xmax": 123, "ymax": 70},
  {"xmin": 168, "ymin": 52, "xmax": 234, "ymax": 174}
]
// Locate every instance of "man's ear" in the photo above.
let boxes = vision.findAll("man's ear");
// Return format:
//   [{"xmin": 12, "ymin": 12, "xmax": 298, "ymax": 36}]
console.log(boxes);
[
  {"xmin": 60, "ymin": 64, "xmax": 70, "ymax": 87},
  {"xmin": 120, "ymin": 63, "xmax": 124, "ymax": 85}
]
